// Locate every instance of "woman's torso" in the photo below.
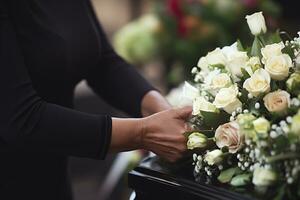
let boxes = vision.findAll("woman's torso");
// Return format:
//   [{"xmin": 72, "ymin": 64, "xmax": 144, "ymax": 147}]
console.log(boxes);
[{"xmin": 1, "ymin": 0, "xmax": 103, "ymax": 198}]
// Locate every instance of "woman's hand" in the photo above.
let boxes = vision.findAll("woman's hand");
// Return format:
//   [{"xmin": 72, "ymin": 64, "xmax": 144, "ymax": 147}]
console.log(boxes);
[
  {"xmin": 139, "ymin": 106, "xmax": 192, "ymax": 162},
  {"xmin": 110, "ymin": 106, "xmax": 192, "ymax": 162}
]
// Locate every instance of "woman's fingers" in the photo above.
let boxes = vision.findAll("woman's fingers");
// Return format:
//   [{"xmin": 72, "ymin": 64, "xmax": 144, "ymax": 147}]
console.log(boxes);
[
  {"xmin": 173, "ymin": 106, "xmax": 193, "ymax": 120},
  {"xmin": 141, "ymin": 107, "xmax": 194, "ymax": 162}
]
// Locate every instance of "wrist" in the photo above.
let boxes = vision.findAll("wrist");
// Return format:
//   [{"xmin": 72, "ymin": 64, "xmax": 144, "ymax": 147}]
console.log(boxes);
[{"xmin": 136, "ymin": 118, "xmax": 147, "ymax": 150}]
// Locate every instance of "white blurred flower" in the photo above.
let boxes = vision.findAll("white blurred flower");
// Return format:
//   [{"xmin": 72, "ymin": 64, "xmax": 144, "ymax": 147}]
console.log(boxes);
[
  {"xmin": 113, "ymin": 14, "xmax": 160, "ymax": 64},
  {"xmin": 291, "ymin": 111, "xmax": 300, "ymax": 136},
  {"xmin": 166, "ymin": 82, "xmax": 199, "ymax": 107},
  {"xmin": 245, "ymin": 12, "xmax": 267, "ymax": 36},
  {"xmin": 243, "ymin": 69, "xmax": 271, "ymax": 97},
  {"xmin": 182, "ymin": 82, "xmax": 200, "ymax": 101},
  {"xmin": 252, "ymin": 167, "xmax": 277, "ymax": 186}
]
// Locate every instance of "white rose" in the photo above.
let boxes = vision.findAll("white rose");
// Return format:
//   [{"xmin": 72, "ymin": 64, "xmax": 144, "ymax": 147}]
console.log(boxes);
[
  {"xmin": 221, "ymin": 42, "xmax": 240, "ymax": 58},
  {"xmin": 211, "ymin": 73, "xmax": 232, "ymax": 89},
  {"xmin": 203, "ymin": 69, "xmax": 221, "ymax": 87},
  {"xmin": 243, "ymin": 56, "xmax": 262, "ymax": 77},
  {"xmin": 265, "ymin": 54, "xmax": 292, "ymax": 80},
  {"xmin": 263, "ymin": 90, "xmax": 290, "ymax": 113},
  {"xmin": 206, "ymin": 48, "xmax": 227, "ymax": 66},
  {"xmin": 187, "ymin": 132, "xmax": 208, "ymax": 150},
  {"xmin": 204, "ymin": 149, "xmax": 224, "ymax": 166},
  {"xmin": 261, "ymin": 42, "xmax": 285, "ymax": 64},
  {"xmin": 193, "ymin": 96, "xmax": 218, "ymax": 115},
  {"xmin": 215, "ymin": 121, "xmax": 244, "ymax": 153},
  {"xmin": 221, "ymin": 42, "xmax": 249, "ymax": 78},
  {"xmin": 204, "ymin": 71, "xmax": 232, "ymax": 95},
  {"xmin": 245, "ymin": 12, "xmax": 267, "ymax": 36},
  {"xmin": 197, "ymin": 56, "xmax": 209, "ymax": 73},
  {"xmin": 213, "ymin": 85, "xmax": 242, "ymax": 114},
  {"xmin": 248, "ymin": 56, "xmax": 261, "ymax": 67},
  {"xmin": 252, "ymin": 167, "xmax": 277, "ymax": 186},
  {"xmin": 253, "ymin": 117, "xmax": 270, "ymax": 135},
  {"xmin": 243, "ymin": 69, "xmax": 271, "ymax": 97},
  {"xmin": 227, "ymin": 51, "xmax": 249, "ymax": 77}
]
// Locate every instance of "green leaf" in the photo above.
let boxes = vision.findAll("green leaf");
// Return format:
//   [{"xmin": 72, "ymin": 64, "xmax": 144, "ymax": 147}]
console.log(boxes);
[
  {"xmin": 266, "ymin": 30, "xmax": 282, "ymax": 44},
  {"xmin": 251, "ymin": 36, "xmax": 262, "ymax": 58},
  {"xmin": 274, "ymin": 185, "xmax": 286, "ymax": 200},
  {"xmin": 271, "ymin": 80, "xmax": 279, "ymax": 91},
  {"xmin": 287, "ymin": 133, "xmax": 299, "ymax": 143},
  {"xmin": 282, "ymin": 45, "xmax": 295, "ymax": 60},
  {"xmin": 241, "ymin": 68, "xmax": 250, "ymax": 79},
  {"xmin": 230, "ymin": 174, "xmax": 251, "ymax": 186},
  {"xmin": 218, "ymin": 167, "xmax": 240, "ymax": 183},
  {"xmin": 237, "ymin": 39, "xmax": 245, "ymax": 51},
  {"xmin": 274, "ymin": 135, "xmax": 290, "ymax": 150},
  {"xmin": 297, "ymin": 183, "xmax": 300, "ymax": 198},
  {"xmin": 210, "ymin": 64, "xmax": 226, "ymax": 70},
  {"xmin": 201, "ymin": 110, "xmax": 229, "ymax": 129}
]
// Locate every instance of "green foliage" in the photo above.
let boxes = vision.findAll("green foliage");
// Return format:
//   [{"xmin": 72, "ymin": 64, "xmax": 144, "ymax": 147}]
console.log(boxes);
[
  {"xmin": 202, "ymin": 110, "xmax": 229, "ymax": 129},
  {"xmin": 265, "ymin": 30, "xmax": 282, "ymax": 44},
  {"xmin": 275, "ymin": 135, "xmax": 290, "ymax": 150},
  {"xmin": 274, "ymin": 185, "xmax": 286, "ymax": 200},
  {"xmin": 230, "ymin": 174, "xmax": 251, "ymax": 187},
  {"xmin": 250, "ymin": 36, "xmax": 263, "ymax": 58},
  {"xmin": 237, "ymin": 39, "xmax": 245, "ymax": 51},
  {"xmin": 283, "ymin": 44, "xmax": 296, "ymax": 60},
  {"xmin": 218, "ymin": 167, "xmax": 241, "ymax": 183}
]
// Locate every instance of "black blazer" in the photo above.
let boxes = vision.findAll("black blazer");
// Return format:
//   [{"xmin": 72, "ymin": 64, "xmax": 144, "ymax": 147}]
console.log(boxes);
[{"xmin": 0, "ymin": 0, "xmax": 153, "ymax": 199}]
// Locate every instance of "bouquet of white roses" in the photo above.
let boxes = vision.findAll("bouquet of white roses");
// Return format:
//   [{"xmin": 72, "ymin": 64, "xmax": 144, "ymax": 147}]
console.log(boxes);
[{"xmin": 185, "ymin": 11, "xmax": 300, "ymax": 199}]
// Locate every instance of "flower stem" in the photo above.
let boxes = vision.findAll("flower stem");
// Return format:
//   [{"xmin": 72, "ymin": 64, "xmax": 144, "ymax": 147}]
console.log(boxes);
[
  {"xmin": 266, "ymin": 153, "xmax": 300, "ymax": 163},
  {"xmin": 257, "ymin": 35, "xmax": 266, "ymax": 47}
]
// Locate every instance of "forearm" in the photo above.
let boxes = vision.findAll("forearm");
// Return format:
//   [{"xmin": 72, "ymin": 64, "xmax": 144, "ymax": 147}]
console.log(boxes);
[
  {"xmin": 108, "ymin": 107, "xmax": 192, "ymax": 162},
  {"xmin": 109, "ymin": 117, "xmax": 143, "ymax": 153},
  {"xmin": 141, "ymin": 90, "xmax": 171, "ymax": 117}
]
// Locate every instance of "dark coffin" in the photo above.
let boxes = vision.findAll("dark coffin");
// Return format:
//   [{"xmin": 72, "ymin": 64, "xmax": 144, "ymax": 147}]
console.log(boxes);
[{"xmin": 128, "ymin": 156, "xmax": 255, "ymax": 200}]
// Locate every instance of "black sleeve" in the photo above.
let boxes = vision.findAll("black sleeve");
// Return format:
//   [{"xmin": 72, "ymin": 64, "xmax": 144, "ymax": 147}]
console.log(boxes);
[
  {"xmin": 0, "ymin": 7, "xmax": 111, "ymax": 159},
  {"xmin": 85, "ymin": 2, "xmax": 155, "ymax": 117}
]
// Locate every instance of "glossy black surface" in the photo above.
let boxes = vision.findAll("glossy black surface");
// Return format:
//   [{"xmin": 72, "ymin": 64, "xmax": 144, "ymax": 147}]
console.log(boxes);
[{"xmin": 128, "ymin": 156, "xmax": 255, "ymax": 200}]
